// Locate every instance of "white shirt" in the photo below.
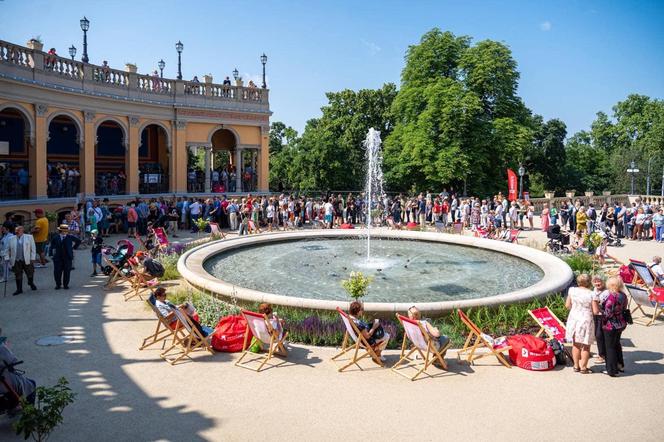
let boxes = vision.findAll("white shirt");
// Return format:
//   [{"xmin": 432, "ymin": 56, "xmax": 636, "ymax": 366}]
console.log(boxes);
[
  {"xmin": 190, "ymin": 202, "xmax": 202, "ymax": 215},
  {"xmin": 324, "ymin": 202, "xmax": 334, "ymax": 216}
]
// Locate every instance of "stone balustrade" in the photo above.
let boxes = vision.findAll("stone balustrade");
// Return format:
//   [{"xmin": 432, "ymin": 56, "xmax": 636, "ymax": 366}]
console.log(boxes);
[
  {"xmin": 526, "ymin": 194, "xmax": 664, "ymax": 214},
  {"xmin": 0, "ymin": 39, "xmax": 269, "ymax": 110}
]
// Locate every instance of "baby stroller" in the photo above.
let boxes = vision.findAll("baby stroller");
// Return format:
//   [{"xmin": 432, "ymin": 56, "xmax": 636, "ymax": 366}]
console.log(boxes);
[
  {"xmin": 601, "ymin": 225, "xmax": 622, "ymax": 247},
  {"xmin": 546, "ymin": 225, "xmax": 570, "ymax": 253},
  {"xmin": 102, "ymin": 240, "xmax": 135, "ymax": 288}
]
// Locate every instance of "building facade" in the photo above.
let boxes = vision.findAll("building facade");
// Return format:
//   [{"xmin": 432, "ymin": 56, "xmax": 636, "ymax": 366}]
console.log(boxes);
[{"xmin": 0, "ymin": 39, "xmax": 270, "ymax": 222}]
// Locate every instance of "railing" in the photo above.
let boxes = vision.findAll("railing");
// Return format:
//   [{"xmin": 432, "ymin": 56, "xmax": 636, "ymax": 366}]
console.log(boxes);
[
  {"xmin": 0, "ymin": 39, "xmax": 270, "ymax": 107},
  {"xmin": 0, "ymin": 174, "xmax": 29, "ymax": 201},
  {"xmin": 96, "ymin": 172, "xmax": 126, "ymax": 196},
  {"xmin": 139, "ymin": 173, "xmax": 169, "ymax": 194},
  {"xmin": 47, "ymin": 174, "xmax": 80, "ymax": 198}
]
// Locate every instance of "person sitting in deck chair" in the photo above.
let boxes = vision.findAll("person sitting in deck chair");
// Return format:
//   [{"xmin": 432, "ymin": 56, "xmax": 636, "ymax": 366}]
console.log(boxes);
[
  {"xmin": 258, "ymin": 303, "xmax": 286, "ymax": 339},
  {"xmin": 651, "ymin": 256, "xmax": 664, "ymax": 283},
  {"xmin": 407, "ymin": 306, "xmax": 450, "ymax": 352},
  {"xmin": 348, "ymin": 301, "xmax": 390, "ymax": 361},
  {"xmin": 134, "ymin": 251, "xmax": 165, "ymax": 279},
  {"xmin": 151, "ymin": 287, "xmax": 212, "ymax": 337}
]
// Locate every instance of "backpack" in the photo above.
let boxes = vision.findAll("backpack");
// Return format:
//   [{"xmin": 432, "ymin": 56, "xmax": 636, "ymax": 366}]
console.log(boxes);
[
  {"xmin": 506, "ymin": 335, "xmax": 556, "ymax": 371},
  {"xmin": 548, "ymin": 338, "xmax": 567, "ymax": 366},
  {"xmin": 619, "ymin": 265, "xmax": 635, "ymax": 284},
  {"xmin": 144, "ymin": 259, "xmax": 165, "ymax": 278},
  {"xmin": 211, "ymin": 315, "xmax": 251, "ymax": 352}
]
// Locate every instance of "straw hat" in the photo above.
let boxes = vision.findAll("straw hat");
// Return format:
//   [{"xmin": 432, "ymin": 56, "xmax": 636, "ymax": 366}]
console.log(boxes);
[{"xmin": 57, "ymin": 224, "xmax": 70, "ymax": 233}]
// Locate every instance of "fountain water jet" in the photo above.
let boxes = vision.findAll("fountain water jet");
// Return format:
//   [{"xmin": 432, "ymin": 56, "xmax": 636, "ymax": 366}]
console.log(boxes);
[{"xmin": 364, "ymin": 128, "xmax": 385, "ymax": 264}]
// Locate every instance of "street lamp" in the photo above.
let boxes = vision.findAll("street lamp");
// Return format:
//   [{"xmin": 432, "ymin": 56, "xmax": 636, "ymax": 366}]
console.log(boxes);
[
  {"xmin": 626, "ymin": 160, "xmax": 640, "ymax": 195},
  {"xmin": 260, "ymin": 53, "xmax": 267, "ymax": 88},
  {"xmin": 158, "ymin": 59, "xmax": 165, "ymax": 78},
  {"xmin": 517, "ymin": 164, "xmax": 526, "ymax": 199},
  {"xmin": 232, "ymin": 68, "xmax": 239, "ymax": 81},
  {"xmin": 175, "ymin": 41, "xmax": 183, "ymax": 80},
  {"xmin": 79, "ymin": 16, "xmax": 90, "ymax": 63},
  {"xmin": 661, "ymin": 165, "xmax": 664, "ymax": 197},
  {"xmin": 68, "ymin": 45, "xmax": 77, "ymax": 61},
  {"xmin": 646, "ymin": 156, "xmax": 654, "ymax": 195}
]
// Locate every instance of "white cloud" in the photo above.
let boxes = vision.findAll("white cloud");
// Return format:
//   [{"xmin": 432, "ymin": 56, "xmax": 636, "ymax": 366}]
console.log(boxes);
[
  {"xmin": 361, "ymin": 39, "xmax": 381, "ymax": 55},
  {"xmin": 540, "ymin": 21, "xmax": 552, "ymax": 31}
]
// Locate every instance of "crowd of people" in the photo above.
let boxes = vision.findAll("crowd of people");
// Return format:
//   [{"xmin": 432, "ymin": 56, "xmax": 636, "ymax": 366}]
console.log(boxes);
[{"xmin": 47, "ymin": 163, "xmax": 80, "ymax": 198}]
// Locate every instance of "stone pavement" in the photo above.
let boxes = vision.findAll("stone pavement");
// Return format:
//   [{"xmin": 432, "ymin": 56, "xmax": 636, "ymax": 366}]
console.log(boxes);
[{"xmin": 0, "ymin": 223, "xmax": 663, "ymax": 441}]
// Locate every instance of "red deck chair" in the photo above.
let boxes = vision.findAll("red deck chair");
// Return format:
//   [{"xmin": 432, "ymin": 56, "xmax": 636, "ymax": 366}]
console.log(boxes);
[{"xmin": 392, "ymin": 314, "xmax": 451, "ymax": 381}]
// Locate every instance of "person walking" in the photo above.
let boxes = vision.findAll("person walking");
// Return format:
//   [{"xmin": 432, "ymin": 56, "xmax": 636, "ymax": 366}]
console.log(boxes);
[
  {"xmin": 7, "ymin": 225, "xmax": 37, "ymax": 296},
  {"xmin": 31, "ymin": 208, "xmax": 50, "ymax": 268},
  {"xmin": 49, "ymin": 224, "xmax": 80, "ymax": 290}
]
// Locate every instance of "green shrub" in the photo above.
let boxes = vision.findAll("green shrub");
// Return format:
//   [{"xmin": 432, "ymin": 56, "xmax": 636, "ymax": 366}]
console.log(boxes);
[
  {"xmin": 14, "ymin": 377, "xmax": 76, "ymax": 442},
  {"xmin": 159, "ymin": 253, "xmax": 180, "ymax": 281},
  {"xmin": 341, "ymin": 271, "xmax": 373, "ymax": 300},
  {"xmin": 563, "ymin": 252, "xmax": 600, "ymax": 275}
]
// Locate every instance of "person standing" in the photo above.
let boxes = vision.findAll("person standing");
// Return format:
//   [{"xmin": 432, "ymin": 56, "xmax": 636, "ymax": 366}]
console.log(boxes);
[
  {"xmin": 49, "ymin": 224, "xmax": 80, "ymax": 290},
  {"xmin": 601, "ymin": 277, "xmax": 628, "ymax": 377},
  {"xmin": 565, "ymin": 274, "xmax": 598, "ymax": 374},
  {"xmin": 0, "ymin": 222, "xmax": 14, "ymax": 283},
  {"xmin": 31, "ymin": 208, "xmax": 49, "ymax": 268},
  {"xmin": 7, "ymin": 226, "xmax": 37, "ymax": 295}
]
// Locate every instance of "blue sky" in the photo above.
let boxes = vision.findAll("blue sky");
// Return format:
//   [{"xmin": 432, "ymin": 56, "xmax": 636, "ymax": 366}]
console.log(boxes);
[{"xmin": 2, "ymin": 0, "xmax": 663, "ymax": 137}]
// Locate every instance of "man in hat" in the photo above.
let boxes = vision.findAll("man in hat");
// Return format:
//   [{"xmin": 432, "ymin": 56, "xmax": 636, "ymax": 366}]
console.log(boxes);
[
  {"xmin": 49, "ymin": 224, "xmax": 80, "ymax": 290},
  {"xmin": 31, "ymin": 208, "xmax": 50, "ymax": 268},
  {"xmin": 7, "ymin": 226, "xmax": 37, "ymax": 295}
]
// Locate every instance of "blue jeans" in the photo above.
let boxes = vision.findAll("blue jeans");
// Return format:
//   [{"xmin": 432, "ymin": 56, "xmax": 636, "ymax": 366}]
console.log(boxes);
[{"xmin": 656, "ymin": 225, "xmax": 663, "ymax": 242}]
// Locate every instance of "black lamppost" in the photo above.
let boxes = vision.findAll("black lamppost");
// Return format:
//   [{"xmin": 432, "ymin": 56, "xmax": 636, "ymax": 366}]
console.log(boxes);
[
  {"xmin": 232, "ymin": 68, "xmax": 239, "ymax": 81},
  {"xmin": 80, "ymin": 16, "xmax": 90, "ymax": 63},
  {"xmin": 158, "ymin": 59, "xmax": 165, "ymax": 78},
  {"xmin": 627, "ymin": 160, "xmax": 639, "ymax": 195},
  {"xmin": 69, "ymin": 45, "xmax": 77, "ymax": 61},
  {"xmin": 175, "ymin": 41, "xmax": 183, "ymax": 80},
  {"xmin": 260, "ymin": 53, "xmax": 267, "ymax": 88},
  {"xmin": 518, "ymin": 164, "xmax": 526, "ymax": 199}
]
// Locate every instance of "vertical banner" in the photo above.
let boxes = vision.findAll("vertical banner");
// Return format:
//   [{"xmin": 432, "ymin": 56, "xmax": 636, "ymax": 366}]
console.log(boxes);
[{"xmin": 507, "ymin": 168, "xmax": 517, "ymax": 201}]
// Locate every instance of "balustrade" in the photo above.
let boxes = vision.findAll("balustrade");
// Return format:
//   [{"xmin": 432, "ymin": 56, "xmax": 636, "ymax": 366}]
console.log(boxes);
[
  {"xmin": 44, "ymin": 54, "xmax": 84, "ymax": 80},
  {"xmin": 92, "ymin": 65, "xmax": 129, "ymax": 87},
  {"xmin": 0, "ymin": 41, "xmax": 32, "ymax": 68},
  {"xmin": 137, "ymin": 73, "xmax": 173, "ymax": 94}
]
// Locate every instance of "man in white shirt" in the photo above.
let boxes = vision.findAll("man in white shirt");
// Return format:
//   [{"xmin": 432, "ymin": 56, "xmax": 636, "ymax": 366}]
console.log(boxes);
[
  {"xmin": 7, "ymin": 226, "xmax": 37, "ymax": 295},
  {"xmin": 189, "ymin": 199, "xmax": 202, "ymax": 232},
  {"xmin": 324, "ymin": 198, "xmax": 334, "ymax": 229}
]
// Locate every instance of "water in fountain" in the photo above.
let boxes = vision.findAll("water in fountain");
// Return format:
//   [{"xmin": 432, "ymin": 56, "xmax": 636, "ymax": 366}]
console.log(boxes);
[{"xmin": 363, "ymin": 128, "xmax": 385, "ymax": 266}]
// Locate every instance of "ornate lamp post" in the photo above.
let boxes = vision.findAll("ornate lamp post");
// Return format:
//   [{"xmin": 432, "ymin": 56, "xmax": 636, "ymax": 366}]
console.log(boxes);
[
  {"xmin": 158, "ymin": 59, "xmax": 165, "ymax": 78},
  {"xmin": 68, "ymin": 45, "xmax": 77, "ymax": 61},
  {"xmin": 518, "ymin": 164, "xmax": 526, "ymax": 199},
  {"xmin": 232, "ymin": 68, "xmax": 239, "ymax": 81},
  {"xmin": 646, "ymin": 156, "xmax": 654, "ymax": 195},
  {"xmin": 626, "ymin": 160, "xmax": 639, "ymax": 195},
  {"xmin": 260, "ymin": 53, "xmax": 267, "ymax": 88},
  {"xmin": 175, "ymin": 41, "xmax": 183, "ymax": 80},
  {"xmin": 661, "ymin": 165, "xmax": 664, "ymax": 197},
  {"xmin": 80, "ymin": 16, "xmax": 90, "ymax": 63}
]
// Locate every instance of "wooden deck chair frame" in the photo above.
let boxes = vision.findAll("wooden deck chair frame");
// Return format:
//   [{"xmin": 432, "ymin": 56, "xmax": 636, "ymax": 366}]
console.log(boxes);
[
  {"xmin": 235, "ymin": 310, "xmax": 288, "ymax": 372},
  {"xmin": 529, "ymin": 306, "xmax": 573, "ymax": 361},
  {"xmin": 125, "ymin": 258, "xmax": 157, "ymax": 302},
  {"xmin": 452, "ymin": 222, "xmax": 463, "ymax": 235},
  {"xmin": 456, "ymin": 309, "xmax": 511, "ymax": 368},
  {"xmin": 103, "ymin": 256, "xmax": 133, "ymax": 290},
  {"xmin": 630, "ymin": 259, "xmax": 662, "ymax": 290},
  {"xmin": 139, "ymin": 300, "xmax": 178, "ymax": 350},
  {"xmin": 509, "ymin": 229, "xmax": 520, "ymax": 243},
  {"xmin": 208, "ymin": 222, "xmax": 227, "ymax": 239},
  {"xmin": 626, "ymin": 284, "xmax": 664, "ymax": 326},
  {"xmin": 331, "ymin": 307, "xmax": 384, "ymax": 371},
  {"xmin": 134, "ymin": 233, "xmax": 150, "ymax": 253},
  {"xmin": 391, "ymin": 314, "xmax": 450, "ymax": 381},
  {"xmin": 160, "ymin": 309, "xmax": 214, "ymax": 365},
  {"xmin": 153, "ymin": 227, "xmax": 170, "ymax": 253}
]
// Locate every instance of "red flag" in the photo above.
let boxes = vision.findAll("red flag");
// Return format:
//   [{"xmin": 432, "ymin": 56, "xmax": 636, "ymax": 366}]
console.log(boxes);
[{"xmin": 507, "ymin": 169, "xmax": 518, "ymax": 201}]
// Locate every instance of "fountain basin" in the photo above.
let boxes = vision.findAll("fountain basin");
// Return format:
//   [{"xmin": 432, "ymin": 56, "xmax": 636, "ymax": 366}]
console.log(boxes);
[{"xmin": 178, "ymin": 230, "xmax": 573, "ymax": 315}]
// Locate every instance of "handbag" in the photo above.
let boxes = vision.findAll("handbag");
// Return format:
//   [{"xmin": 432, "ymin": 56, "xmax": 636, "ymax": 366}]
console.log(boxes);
[{"xmin": 622, "ymin": 308, "xmax": 633, "ymax": 325}]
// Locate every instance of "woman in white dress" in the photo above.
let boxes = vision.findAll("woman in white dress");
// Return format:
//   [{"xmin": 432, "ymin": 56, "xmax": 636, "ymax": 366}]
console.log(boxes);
[{"xmin": 565, "ymin": 274, "xmax": 599, "ymax": 373}]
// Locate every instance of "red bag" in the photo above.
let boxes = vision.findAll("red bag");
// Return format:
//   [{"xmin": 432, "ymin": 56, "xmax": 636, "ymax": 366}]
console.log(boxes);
[
  {"xmin": 211, "ymin": 315, "xmax": 251, "ymax": 352},
  {"xmin": 506, "ymin": 335, "xmax": 556, "ymax": 371},
  {"xmin": 619, "ymin": 265, "xmax": 635, "ymax": 284}
]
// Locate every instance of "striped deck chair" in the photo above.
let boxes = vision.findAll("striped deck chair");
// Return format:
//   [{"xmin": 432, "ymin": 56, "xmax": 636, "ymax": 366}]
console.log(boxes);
[
  {"xmin": 331, "ymin": 307, "xmax": 384, "ymax": 372},
  {"xmin": 160, "ymin": 309, "xmax": 214, "ymax": 365},
  {"xmin": 125, "ymin": 257, "xmax": 158, "ymax": 302},
  {"xmin": 209, "ymin": 222, "xmax": 226, "ymax": 239},
  {"xmin": 529, "ymin": 306, "xmax": 573, "ymax": 360},
  {"xmin": 457, "ymin": 309, "xmax": 511, "ymax": 368},
  {"xmin": 392, "ymin": 314, "xmax": 451, "ymax": 381},
  {"xmin": 630, "ymin": 259, "xmax": 663, "ymax": 290},
  {"xmin": 235, "ymin": 310, "xmax": 288, "ymax": 372},
  {"xmin": 139, "ymin": 296, "xmax": 178, "ymax": 350},
  {"xmin": 153, "ymin": 227, "xmax": 170, "ymax": 253},
  {"xmin": 626, "ymin": 284, "xmax": 664, "ymax": 326},
  {"xmin": 508, "ymin": 229, "xmax": 520, "ymax": 243}
]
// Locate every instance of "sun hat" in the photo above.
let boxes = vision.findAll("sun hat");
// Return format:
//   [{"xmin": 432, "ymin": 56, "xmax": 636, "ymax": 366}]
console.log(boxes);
[
  {"xmin": 34, "ymin": 208, "xmax": 44, "ymax": 215},
  {"xmin": 57, "ymin": 224, "xmax": 69, "ymax": 232}
]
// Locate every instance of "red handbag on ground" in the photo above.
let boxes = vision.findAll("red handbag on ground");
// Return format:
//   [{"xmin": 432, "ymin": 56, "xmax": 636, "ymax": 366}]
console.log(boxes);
[
  {"xmin": 211, "ymin": 315, "xmax": 252, "ymax": 352},
  {"xmin": 619, "ymin": 265, "xmax": 635, "ymax": 284},
  {"xmin": 506, "ymin": 335, "xmax": 556, "ymax": 371}
]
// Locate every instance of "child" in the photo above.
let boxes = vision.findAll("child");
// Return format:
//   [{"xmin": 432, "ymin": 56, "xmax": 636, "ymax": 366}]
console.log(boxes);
[{"xmin": 90, "ymin": 229, "xmax": 104, "ymax": 276}]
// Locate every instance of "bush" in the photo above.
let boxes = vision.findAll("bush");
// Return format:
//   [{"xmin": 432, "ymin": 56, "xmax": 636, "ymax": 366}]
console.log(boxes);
[
  {"xmin": 159, "ymin": 253, "xmax": 180, "ymax": 281},
  {"xmin": 14, "ymin": 377, "xmax": 76, "ymax": 442},
  {"xmin": 563, "ymin": 252, "xmax": 600, "ymax": 276},
  {"xmin": 341, "ymin": 271, "xmax": 373, "ymax": 300}
]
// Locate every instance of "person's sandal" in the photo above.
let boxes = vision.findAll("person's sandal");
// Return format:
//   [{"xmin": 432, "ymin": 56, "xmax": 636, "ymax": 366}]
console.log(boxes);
[
  {"xmin": 573, "ymin": 367, "xmax": 580, "ymax": 373},
  {"xmin": 580, "ymin": 368, "xmax": 592, "ymax": 374}
]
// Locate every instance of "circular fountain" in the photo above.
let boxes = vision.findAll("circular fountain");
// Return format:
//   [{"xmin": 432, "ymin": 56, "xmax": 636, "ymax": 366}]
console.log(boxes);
[{"xmin": 178, "ymin": 128, "xmax": 573, "ymax": 315}]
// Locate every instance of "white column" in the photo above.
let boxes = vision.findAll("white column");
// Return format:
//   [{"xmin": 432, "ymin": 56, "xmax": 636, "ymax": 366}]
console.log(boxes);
[
  {"xmin": 235, "ymin": 147, "xmax": 242, "ymax": 192},
  {"xmin": 204, "ymin": 145, "xmax": 211, "ymax": 193}
]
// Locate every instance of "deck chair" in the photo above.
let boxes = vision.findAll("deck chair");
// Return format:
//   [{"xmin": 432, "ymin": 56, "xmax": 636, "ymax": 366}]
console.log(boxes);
[
  {"xmin": 235, "ymin": 310, "xmax": 288, "ymax": 372},
  {"xmin": 630, "ymin": 259, "xmax": 662, "ymax": 290},
  {"xmin": 529, "ymin": 306, "xmax": 573, "ymax": 361},
  {"xmin": 626, "ymin": 284, "xmax": 664, "ymax": 326},
  {"xmin": 508, "ymin": 229, "xmax": 519, "ymax": 243},
  {"xmin": 331, "ymin": 307, "xmax": 384, "ymax": 371},
  {"xmin": 125, "ymin": 258, "xmax": 158, "ymax": 302},
  {"xmin": 457, "ymin": 309, "xmax": 511, "ymax": 368},
  {"xmin": 133, "ymin": 232, "xmax": 150, "ymax": 253},
  {"xmin": 452, "ymin": 222, "xmax": 463, "ymax": 235},
  {"xmin": 139, "ymin": 297, "xmax": 178, "ymax": 350},
  {"xmin": 434, "ymin": 221, "xmax": 445, "ymax": 233},
  {"xmin": 208, "ymin": 222, "xmax": 226, "ymax": 239},
  {"xmin": 392, "ymin": 314, "xmax": 451, "ymax": 381},
  {"xmin": 103, "ymin": 257, "xmax": 133, "ymax": 290},
  {"xmin": 160, "ymin": 309, "xmax": 214, "ymax": 365}
]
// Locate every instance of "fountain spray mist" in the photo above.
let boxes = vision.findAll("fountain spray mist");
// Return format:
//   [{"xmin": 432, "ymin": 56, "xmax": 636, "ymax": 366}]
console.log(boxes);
[{"xmin": 364, "ymin": 128, "xmax": 385, "ymax": 262}]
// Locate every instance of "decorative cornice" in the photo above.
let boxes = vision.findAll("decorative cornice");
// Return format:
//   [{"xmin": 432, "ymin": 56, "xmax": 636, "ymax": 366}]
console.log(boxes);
[
  {"xmin": 129, "ymin": 116, "xmax": 140, "ymax": 126},
  {"xmin": 84, "ymin": 110, "xmax": 96, "ymax": 122},
  {"xmin": 174, "ymin": 120, "xmax": 187, "ymax": 130},
  {"xmin": 35, "ymin": 103, "xmax": 48, "ymax": 116}
]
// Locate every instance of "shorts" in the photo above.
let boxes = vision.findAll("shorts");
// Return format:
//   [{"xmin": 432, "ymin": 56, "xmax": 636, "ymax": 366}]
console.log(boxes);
[
  {"xmin": 91, "ymin": 252, "xmax": 101, "ymax": 265},
  {"xmin": 324, "ymin": 214, "xmax": 333, "ymax": 223},
  {"xmin": 35, "ymin": 241, "xmax": 46, "ymax": 254}
]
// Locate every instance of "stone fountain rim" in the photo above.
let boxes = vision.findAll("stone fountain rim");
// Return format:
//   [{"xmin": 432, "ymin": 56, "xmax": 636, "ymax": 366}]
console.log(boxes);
[{"xmin": 177, "ymin": 229, "xmax": 573, "ymax": 315}]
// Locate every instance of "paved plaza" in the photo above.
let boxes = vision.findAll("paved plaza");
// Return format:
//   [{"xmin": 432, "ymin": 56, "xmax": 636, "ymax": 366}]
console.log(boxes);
[{"xmin": 1, "ymin": 223, "xmax": 663, "ymax": 441}]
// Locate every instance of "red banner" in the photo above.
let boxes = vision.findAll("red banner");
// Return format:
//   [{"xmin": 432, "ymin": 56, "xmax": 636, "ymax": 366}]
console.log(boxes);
[{"xmin": 507, "ymin": 168, "xmax": 518, "ymax": 201}]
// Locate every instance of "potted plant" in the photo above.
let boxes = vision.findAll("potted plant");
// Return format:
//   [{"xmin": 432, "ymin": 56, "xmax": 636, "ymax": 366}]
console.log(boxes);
[
  {"xmin": 565, "ymin": 190, "xmax": 576, "ymax": 199},
  {"xmin": 124, "ymin": 63, "xmax": 137, "ymax": 73},
  {"xmin": 544, "ymin": 190, "xmax": 555, "ymax": 199},
  {"xmin": 194, "ymin": 217, "xmax": 209, "ymax": 237},
  {"xmin": 602, "ymin": 190, "xmax": 611, "ymax": 196},
  {"xmin": 341, "ymin": 271, "xmax": 373, "ymax": 300},
  {"xmin": 14, "ymin": 377, "xmax": 76, "ymax": 442},
  {"xmin": 45, "ymin": 210, "xmax": 58, "ymax": 232},
  {"xmin": 235, "ymin": 77, "xmax": 243, "ymax": 87},
  {"xmin": 203, "ymin": 74, "xmax": 213, "ymax": 83},
  {"xmin": 584, "ymin": 191, "xmax": 594, "ymax": 197},
  {"xmin": 27, "ymin": 36, "xmax": 43, "ymax": 51}
]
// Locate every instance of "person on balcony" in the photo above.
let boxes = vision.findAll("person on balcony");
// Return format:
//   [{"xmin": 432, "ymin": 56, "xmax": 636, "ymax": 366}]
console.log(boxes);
[
  {"xmin": 191, "ymin": 76, "xmax": 201, "ymax": 94},
  {"xmin": 46, "ymin": 48, "xmax": 57, "ymax": 69},
  {"xmin": 101, "ymin": 61, "xmax": 111, "ymax": 82},
  {"xmin": 223, "ymin": 76, "xmax": 232, "ymax": 97},
  {"xmin": 151, "ymin": 70, "xmax": 161, "ymax": 92}
]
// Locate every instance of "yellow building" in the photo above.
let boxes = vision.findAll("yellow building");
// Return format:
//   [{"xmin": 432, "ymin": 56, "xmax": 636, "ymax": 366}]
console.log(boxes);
[{"xmin": 0, "ymin": 38, "xmax": 270, "ymax": 223}]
